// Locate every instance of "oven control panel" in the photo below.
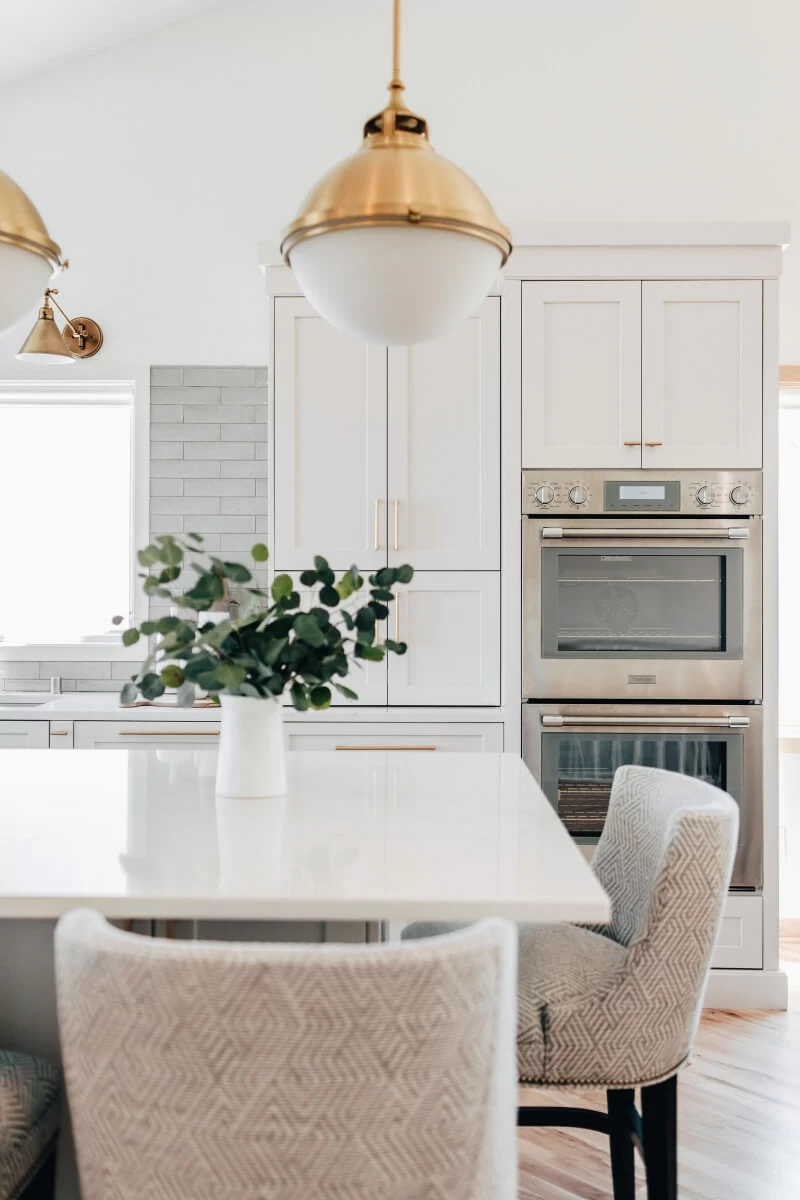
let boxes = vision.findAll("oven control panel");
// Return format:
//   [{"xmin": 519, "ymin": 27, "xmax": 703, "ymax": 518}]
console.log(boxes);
[{"xmin": 522, "ymin": 469, "xmax": 762, "ymax": 516}]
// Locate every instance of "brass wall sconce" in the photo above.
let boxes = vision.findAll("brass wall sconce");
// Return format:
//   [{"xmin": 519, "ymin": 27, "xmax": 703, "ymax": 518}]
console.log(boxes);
[{"xmin": 16, "ymin": 288, "xmax": 103, "ymax": 364}]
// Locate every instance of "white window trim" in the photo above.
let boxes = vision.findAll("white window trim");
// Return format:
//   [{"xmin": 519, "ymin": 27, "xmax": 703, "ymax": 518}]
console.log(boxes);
[{"xmin": 0, "ymin": 364, "xmax": 150, "ymax": 661}]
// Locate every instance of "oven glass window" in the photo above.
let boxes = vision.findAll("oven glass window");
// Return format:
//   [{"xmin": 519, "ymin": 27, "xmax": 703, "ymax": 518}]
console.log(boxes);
[
  {"xmin": 546, "ymin": 549, "xmax": 730, "ymax": 655},
  {"xmin": 542, "ymin": 733, "xmax": 733, "ymax": 837}
]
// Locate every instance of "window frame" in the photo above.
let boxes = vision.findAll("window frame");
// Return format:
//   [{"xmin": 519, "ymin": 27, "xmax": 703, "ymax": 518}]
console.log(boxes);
[{"xmin": 0, "ymin": 364, "xmax": 149, "ymax": 661}]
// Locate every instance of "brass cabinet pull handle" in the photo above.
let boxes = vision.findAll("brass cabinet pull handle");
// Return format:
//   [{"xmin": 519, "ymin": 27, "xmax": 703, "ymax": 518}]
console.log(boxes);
[
  {"xmin": 118, "ymin": 730, "xmax": 220, "ymax": 736},
  {"xmin": 335, "ymin": 745, "xmax": 437, "ymax": 751},
  {"xmin": 373, "ymin": 498, "xmax": 382, "ymax": 550},
  {"xmin": 51, "ymin": 730, "xmax": 69, "ymax": 736},
  {"xmin": 623, "ymin": 440, "xmax": 642, "ymax": 446},
  {"xmin": 395, "ymin": 594, "xmax": 400, "ymax": 642},
  {"xmin": 645, "ymin": 441, "xmax": 663, "ymax": 447},
  {"xmin": 393, "ymin": 499, "xmax": 400, "ymax": 551}
]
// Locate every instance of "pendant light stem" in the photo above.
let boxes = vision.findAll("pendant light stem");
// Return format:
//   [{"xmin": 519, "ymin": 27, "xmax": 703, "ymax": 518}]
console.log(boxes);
[{"xmin": 389, "ymin": 0, "xmax": 403, "ymax": 104}]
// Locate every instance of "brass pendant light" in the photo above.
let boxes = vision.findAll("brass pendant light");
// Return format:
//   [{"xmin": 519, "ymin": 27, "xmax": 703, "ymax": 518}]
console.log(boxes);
[
  {"xmin": 0, "ymin": 170, "xmax": 63, "ymax": 335},
  {"xmin": 281, "ymin": 0, "xmax": 511, "ymax": 345}
]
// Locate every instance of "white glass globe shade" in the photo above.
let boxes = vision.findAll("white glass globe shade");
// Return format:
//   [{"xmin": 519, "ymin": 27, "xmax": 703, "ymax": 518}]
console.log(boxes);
[
  {"xmin": 0, "ymin": 241, "xmax": 53, "ymax": 335},
  {"xmin": 289, "ymin": 225, "xmax": 502, "ymax": 345}
]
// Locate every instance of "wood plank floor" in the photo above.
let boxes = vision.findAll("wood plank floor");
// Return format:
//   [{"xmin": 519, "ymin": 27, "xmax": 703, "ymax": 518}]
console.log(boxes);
[{"xmin": 517, "ymin": 943, "xmax": 800, "ymax": 1198}]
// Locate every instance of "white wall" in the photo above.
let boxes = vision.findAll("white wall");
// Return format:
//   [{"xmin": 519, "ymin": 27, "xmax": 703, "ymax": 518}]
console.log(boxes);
[{"xmin": 0, "ymin": 0, "xmax": 798, "ymax": 368}]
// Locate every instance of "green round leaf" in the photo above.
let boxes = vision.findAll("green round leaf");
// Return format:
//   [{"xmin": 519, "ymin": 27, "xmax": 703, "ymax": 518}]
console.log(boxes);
[
  {"xmin": 111, "ymin": 614, "xmax": 124, "ymax": 626},
  {"xmin": 395, "ymin": 564, "xmax": 414, "ymax": 584},
  {"xmin": 160, "ymin": 664, "xmax": 185, "ymax": 689},
  {"xmin": 271, "ymin": 574, "xmax": 293, "ymax": 601},
  {"xmin": 119, "ymin": 681, "xmax": 138, "ymax": 705},
  {"xmin": 122, "ymin": 628, "xmax": 140, "ymax": 646},
  {"xmin": 309, "ymin": 685, "xmax": 332, "ymax": 710},
  {"xmin": 251, "ymin": 543, "xmax": 270, "ymax": 563},
  {"xmin": 319, "ymin": 585, "xmax": 339, "ymax": 607}
]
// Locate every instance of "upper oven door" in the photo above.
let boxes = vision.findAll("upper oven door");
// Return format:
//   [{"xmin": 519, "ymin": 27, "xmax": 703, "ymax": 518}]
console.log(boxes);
[{"xmin": 523, "ymin": 517, "xmax": 762, "ymax": 701}]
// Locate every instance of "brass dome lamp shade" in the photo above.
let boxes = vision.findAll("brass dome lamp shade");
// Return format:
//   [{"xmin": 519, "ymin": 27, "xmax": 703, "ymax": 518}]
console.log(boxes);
[
  {"xmin": 0, "ymin": 170, "xmax": 63, "ymax": 335},
  {"xmin": 16, "ymin": 289, "xmax": 103, "ymax": 364},
  {"xmin": 281, "ymin": 0, "xmax": 511, "ymax": 345}
]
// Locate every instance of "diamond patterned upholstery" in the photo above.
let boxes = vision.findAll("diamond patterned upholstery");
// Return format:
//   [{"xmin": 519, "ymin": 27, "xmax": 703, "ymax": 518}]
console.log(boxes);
[
  {"xmin": 406, "ymin": 765, "xmax": 739, "ymax": 1089},
  {"xmin": 0, "ymin": 1050, "xmax": 61, "ymax": 1200},
  {"xmin": 55, "ymin": 911, "xmax": 518, "ymax": 1200}
]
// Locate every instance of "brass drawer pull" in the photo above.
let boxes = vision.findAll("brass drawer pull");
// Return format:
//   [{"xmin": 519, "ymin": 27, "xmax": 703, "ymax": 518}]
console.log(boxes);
[
  {"xmin": 623, "ymin": 440, "xmax": 642, "ymax": 446},
  {"xmin": 118, "ymin": 730, "xmax": 220, "ymax": 736},
  {"xmin": 373, "ymin": 498, "xmax": 382, "ymax": 550},
  {"xmin": 51, "ymin": 730, "xmax": 69, "ymax": 736},
  {"xmin": 644, "ymin": 441, "xmax": 663, "ymax": 447},
  {"xmin": 335, "ymin": 744, "xmax": 437, "ymax": 751},
  {"xmin": 393, "ymin": 498, "xmax": 400, "ymax": 551}
]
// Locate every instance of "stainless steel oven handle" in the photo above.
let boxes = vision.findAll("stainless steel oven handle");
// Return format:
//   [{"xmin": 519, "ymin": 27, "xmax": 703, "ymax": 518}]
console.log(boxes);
[
  {"xmin": 541, "ymin": 527, "xmax": 749, "ymax": 540},
  {"xmin": 541, "ymin": 715, "xmax": 750, "ymax": 729}
]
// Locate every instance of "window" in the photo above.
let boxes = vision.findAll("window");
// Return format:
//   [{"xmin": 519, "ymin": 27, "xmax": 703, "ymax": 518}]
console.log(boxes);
[{"xmin": 0, "ymin": 380, "xmax": 137, "ymax": 651}]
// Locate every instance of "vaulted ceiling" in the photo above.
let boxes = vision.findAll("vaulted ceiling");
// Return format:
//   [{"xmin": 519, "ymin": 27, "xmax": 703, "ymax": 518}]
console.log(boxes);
[{"xmin": 0, "ymin": 0, "xmax": 228, "ymax": 85}]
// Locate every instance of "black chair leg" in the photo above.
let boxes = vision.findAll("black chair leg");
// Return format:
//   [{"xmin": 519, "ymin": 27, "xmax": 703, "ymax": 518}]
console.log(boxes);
[
  {"xmin": 642, "ymin": 1074, "xmax": 678, "ymax": 1200},
  {"xmin": 607, "ymin": 1088, "xmax": 636, "ymax": 1200}
]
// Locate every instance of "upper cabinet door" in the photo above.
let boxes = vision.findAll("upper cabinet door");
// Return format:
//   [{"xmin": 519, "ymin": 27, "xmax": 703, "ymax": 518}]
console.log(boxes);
[
  {"xmin": 387, "ymin": 298, "xmax": 500, "ymax": 570},
  {"xmin": 641, "ymin": 281, "xmax": 762, "ymax": 469},
  {"xmin": 522, "ymin": 281, "xmax": 642, "ymax": 468},
  {"xmin": 273, "ymin": 298, "xmax": 387, "ymax": 570}
]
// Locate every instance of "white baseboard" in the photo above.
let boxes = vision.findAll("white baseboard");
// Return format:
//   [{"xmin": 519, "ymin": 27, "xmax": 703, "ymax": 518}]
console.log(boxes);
[{"xmin": 703, "ymin": 969, "xmax": 788, "ymax": 1011}]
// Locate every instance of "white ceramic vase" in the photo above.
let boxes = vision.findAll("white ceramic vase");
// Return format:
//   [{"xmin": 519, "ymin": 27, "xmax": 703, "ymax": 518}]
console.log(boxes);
[{"xmin": 215, "ymin": 694, "xmax": 287, "ymax": 798}]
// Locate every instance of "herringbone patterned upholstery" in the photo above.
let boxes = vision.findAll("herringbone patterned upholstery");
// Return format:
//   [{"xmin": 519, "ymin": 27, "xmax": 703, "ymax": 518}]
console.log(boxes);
[
  {"xmin": 406, "ymin": 766, "xmax": 738, "ymax": 1089},
  {"xmin": 55, "ymin": 910, "xmax": 518, "ymax": 1200},
  {"xmin": 0, "ymin": 1050, "xmax": 61, "ymax": 1199}
]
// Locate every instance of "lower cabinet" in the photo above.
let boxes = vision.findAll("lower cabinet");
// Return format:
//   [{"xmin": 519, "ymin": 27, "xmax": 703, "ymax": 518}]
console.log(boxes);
[
  {"xmin": 284, "ymin": 722, "xmax": 504, "ymax": 752},
  {"xmin": 711, "ymin": 895, "xmax": 763, "ymax": 970},
  {"xmin": 0, "ymin": 721, "xmax": 49, "ymax": 748},
  {"xmin": 73, "ymin": 721, "xmax": 221, "ymax": 748}
]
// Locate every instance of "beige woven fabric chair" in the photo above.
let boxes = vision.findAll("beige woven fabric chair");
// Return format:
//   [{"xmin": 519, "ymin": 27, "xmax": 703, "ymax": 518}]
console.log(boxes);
[
  {"xmin": 55, "ymin": 910, "xmax": 518, "ymax": 1200},
  {"xmin": 405, "ymin": 765, "xmax": 739, "ymax": 1200}
]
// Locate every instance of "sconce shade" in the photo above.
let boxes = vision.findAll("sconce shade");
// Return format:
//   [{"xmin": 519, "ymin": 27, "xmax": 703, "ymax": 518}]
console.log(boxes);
[
  {"xmin": 0, "ymin": 170, "xmax": 62, "ymax": 335},
  {"xmin": 16, "ymin": 305, "xmax": 74, "ymax": 364}
]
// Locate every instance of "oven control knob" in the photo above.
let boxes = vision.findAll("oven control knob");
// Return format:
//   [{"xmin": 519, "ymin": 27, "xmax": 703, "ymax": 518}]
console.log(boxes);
[
  {"xmin": 730, "ymin": 485, "xmax": 749, "ymax": 506},
  {"xmin": 695, "ymin": 485, "xmax": 713, "ymax": 506},
  {"xmin": 534, "ymin": 485, "xmax": 555, "ymax": 506},
  {"xmin": 569, "ymin": 485, "xmax": 589, "ymax": 505}
]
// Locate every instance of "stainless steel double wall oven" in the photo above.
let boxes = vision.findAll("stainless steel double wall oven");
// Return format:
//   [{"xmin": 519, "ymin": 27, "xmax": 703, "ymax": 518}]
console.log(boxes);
[{"xmin": 522, "ymin": 469, "xmax": 763, "ymax": 888}]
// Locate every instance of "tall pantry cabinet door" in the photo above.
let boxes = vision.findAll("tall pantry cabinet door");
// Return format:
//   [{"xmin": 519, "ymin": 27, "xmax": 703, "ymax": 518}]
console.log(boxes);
[
  {"xmin": 388, "ymin": 573, "xmax": 501, "ymax": 706},
  {"xmin": 522, "ymin": 281, "xmax": 642, "ymax": 468},
  {"xmin": 273, "ymin": 298, "xmax": 387, "ymax": 570},
  {"xmin": 387, "ymin": 298, "xmax": 500, "ymax": 569},
  {"xmin": 641, "ymin": 280, "xmax": 762, "ymax": 468}
]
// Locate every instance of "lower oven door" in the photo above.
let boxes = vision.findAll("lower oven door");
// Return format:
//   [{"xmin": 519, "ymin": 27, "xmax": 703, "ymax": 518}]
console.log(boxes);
[{"xmin": 522, "ymin": 703, "xmax": 762, "ymax": 889}]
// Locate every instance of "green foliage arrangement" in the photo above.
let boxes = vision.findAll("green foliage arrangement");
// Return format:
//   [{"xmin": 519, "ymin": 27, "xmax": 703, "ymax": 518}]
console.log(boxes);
[{"xmin": 115, "ymin": 534, "xmax": 414, "ymax": 710}]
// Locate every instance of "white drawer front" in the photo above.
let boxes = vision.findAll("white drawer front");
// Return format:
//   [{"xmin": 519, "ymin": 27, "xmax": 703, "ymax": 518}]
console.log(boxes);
[
  {"xmin": 285, "ymin": 723, "xmax": 503, "ymax": 753},
  {"xmin": 712, "ymin": 895, "xmax": 762, "ymax": 970},
  {"xmin": 74, "ymin": 721, "xmax": 221, "ymax": 749},
  {"xmin": 0, "ymin": 721, "xmax": 50, "ymax": 749}
]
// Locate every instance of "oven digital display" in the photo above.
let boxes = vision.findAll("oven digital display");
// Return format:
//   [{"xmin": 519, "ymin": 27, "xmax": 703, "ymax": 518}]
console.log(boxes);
[{"xmin": 618, "ymin": 485, "xmax": 666, "ymax": 500}]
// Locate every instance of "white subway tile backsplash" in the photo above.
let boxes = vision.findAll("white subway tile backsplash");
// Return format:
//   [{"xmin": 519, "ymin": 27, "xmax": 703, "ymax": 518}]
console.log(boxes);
[
  {"xmin": 184, "ymin": 442, "xmax": 255, "ymax": 460},
  {"xmin": 151, "ymin": 479, "xmax": 184, "ymax": 497},
  {"xmin": 150, "ymin": 367, "xmax": 183, "ymax": 386},
  {"xmin": 152, "ymin": 386, "xmax": 219, "ymax": 405},
  {"xmin": 221, "ymin": 423, "xmax": 267, "ymax": 442},
  {"xmin": 184, "ymin": 405, "xmax": 257, "ymax": 423},
  {"xmin": 220, "ymin": 496, "xmax": 268, "ymax": 515},
  {"xmin": 0, "ymin": 678, "xmax": 51, "ymax": 691},
  {"xmin": 188, "ymin": 516, "xmax": 255, "ymax": 533},
  {"xmin": 185, "ymin": 478, "xmax": 255, "ymax": 497},
  {"xmin": 0, "ymin": 662, "xmax": 40, "ymax": 678},
  {"xmin": 151, "ymin": 497, "xmax": 221, "ymax": 516},
  {"xmin": 152, "ymin": 424, "xmax": 219, "ymax": 441},
  {"xmin": 39, "ymin": 661, "xmax": 112, "ymax": 679},
  {"xmin": 150, "ymin": 405, "xmax": 183, "ymax": 422},
  {"xmin": 256, "ymin": 479, "xmax": 268, "ymax": 496},
  {"xmin": 223, "ymin": 460, "xmax": 267, "ymax": 478},
  {"xmin": 183, "ymin": 368, "xmax": 256, "ymax": 387},
  {"xmin": 112, "ymin": 661, "xmax": 145, "ymax": 679},
  {"xmin": 151, "ymin": 443, "xmax": 183, "ymax": 460},
  {"xmin": 151, "ymin": 460, "xmax": 221, "ymax": 478},
  {"xmin": 218, "ymin": 535, "xmax": 262, "ymax": 552},
  {"xmin": 75, "ymin": 680, "xmax": 127, "ymax": 692},
  {"xmin": 221, "ymin": 387, "xmax": 269, "ymax": 405},
  {"xmin": 151, "ymin": 515, "xmax": 183, "ymax": 532}
]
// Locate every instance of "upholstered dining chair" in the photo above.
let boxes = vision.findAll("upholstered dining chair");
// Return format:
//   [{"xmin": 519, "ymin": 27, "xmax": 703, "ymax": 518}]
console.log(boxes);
[
  {"xmin": 55, "ymin": 909, "xmax": 518, "ymax": 1200},
  {"xmin": 0, "ymin": 1049, "xmax": 61, "ymax": 1200},
  {"xmin": 404, "ymin": 765, "xmax": 739, "ymax": 1200}
]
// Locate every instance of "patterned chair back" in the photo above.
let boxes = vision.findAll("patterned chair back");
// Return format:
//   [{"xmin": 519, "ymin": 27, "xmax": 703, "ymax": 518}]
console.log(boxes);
[
  {"xmin": 55, "ymin": 910, "xmax": 518, "ymax": 1200},
  {"xmin": 590, "ymin": 765, "xmax": 739, "ymax": 1067}
]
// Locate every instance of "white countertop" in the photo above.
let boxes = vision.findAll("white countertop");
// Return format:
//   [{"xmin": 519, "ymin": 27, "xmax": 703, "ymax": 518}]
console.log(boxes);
[{"xmin": 0, "ymin": 749, "xmax": 609, "ymax": 925}]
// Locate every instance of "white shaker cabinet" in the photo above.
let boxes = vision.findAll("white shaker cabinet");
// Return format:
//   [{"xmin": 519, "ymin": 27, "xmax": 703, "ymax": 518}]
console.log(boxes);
[
  {"xmin": 388, "ymin": 298, "xmax": 500, "ymax": 569},
  {"xmin": 0, "ymin": 722, "xmax": 49, "ymax": 748},
  {"xmin": 522, "ymin": 281, "xmax": 642, "ymax": 469},
  {"xmin": 387, "ymin": 573, "xmax": 501, "ymax": 706},
  {"xmin": 273, "ymin": 298, "xmax": 387, "ymax": 570},
  {"xmin": 641, "ymin": 280, "xmax": 762, "ymax": 468},
  {"xmin": 73, "ymin": 722, "xmax": 221, "ymax": 748},
  {"xmin": 285, "ymin": 723, "xmax": 503, "ymax": 751}
]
